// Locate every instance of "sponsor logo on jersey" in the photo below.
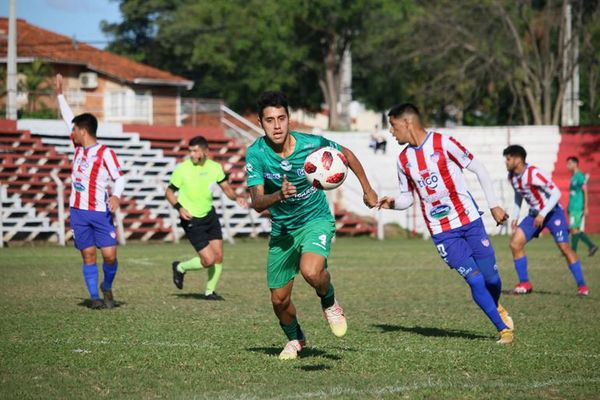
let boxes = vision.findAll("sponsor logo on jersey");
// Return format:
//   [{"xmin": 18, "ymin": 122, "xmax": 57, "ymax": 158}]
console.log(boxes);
[
  {"xmin": 246, "ymin": 163, "xmax": 254, "ymax": 173},
  {"xmin": 73, "ymin": 182, "xmax": 86, "ymax": 192},
  {"xmin": 429, "ymin": 204, "xmax": 451, "ymax": 219},
  {"xmin": 264, "ymin": 172, "xmax": 282, "ymax": 180},
  {"xmin": 280, "ymin": 160, "xmax": 292, "ymax": 171},
  {"xmin": 296, "ymin": 168, "xmax": 305, "ymax": 176},
  {"xmin": 417, "ymin": 170, "xmax": 440, "ymax": 189}
]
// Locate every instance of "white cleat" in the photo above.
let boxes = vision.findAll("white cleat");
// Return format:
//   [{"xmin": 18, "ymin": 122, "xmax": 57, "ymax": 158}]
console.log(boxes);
[
  {"xmin": 278, "ymin": 339, "xmax": 304, "ymax": 360},
  {"xmin": 323, "ymin": 300, "xmax": 347, "ymax": 337}
]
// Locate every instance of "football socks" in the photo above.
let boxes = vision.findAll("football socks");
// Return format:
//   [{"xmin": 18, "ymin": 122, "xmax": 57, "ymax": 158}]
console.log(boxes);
[
  {"xmin": 102, "ymin": 260, "xmax": 118, "ymax": 291},
  {"xmin": 178, "ymin": 257, "xmax": 202, "ymax": 273},
  {"xmin": 514, "ymin": 256, "xmax": 529, "ymax": 283},
  {"xmin": 319, "ymin": 283, "xmax": 335, "ymax": 309},
  {"xmin": 280, "ymin": 318, "xmax": 305, "ymax": 341},
  {"xmin": 465, "ymin": 271, "xmax": 507, "ymax": 332},
  {"xmin": 205, "ymin": 263, "xmax": 223, "ymax": 295},
  {"xmin": 568, "ymin": 260, "xmax": 585, "ymax": 287},
  {"xmin": 579, "ymin": 233, "xmax": 596, "ymax": 250},
  {"xmin": 475, "ymin": 256, "xmax": 502, "ymax": 305},
  {"xmin": 571, "ymin": 232, "xmax": 581, "ymax": 251},
  {"xmin": 82, "ymin": 263, "xmax": 100, "ymax": 300}
]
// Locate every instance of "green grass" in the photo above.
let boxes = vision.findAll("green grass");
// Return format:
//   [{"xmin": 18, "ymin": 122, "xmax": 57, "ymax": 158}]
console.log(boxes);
[{"xmin": 1, "ymin": 235, "xmax": 599, "ymax": 399}]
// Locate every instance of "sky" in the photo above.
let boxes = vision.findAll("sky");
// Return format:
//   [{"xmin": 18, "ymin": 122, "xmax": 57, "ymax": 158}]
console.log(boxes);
[{"xmin": 2, "ymin": 0, "xmax": 122, "ymax": 48}]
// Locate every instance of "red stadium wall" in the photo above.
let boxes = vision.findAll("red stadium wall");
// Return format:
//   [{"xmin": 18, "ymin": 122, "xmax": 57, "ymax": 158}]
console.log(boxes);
[{"xmin": 554, "ymin": 126, "xmax": 600, "ymax": 233}]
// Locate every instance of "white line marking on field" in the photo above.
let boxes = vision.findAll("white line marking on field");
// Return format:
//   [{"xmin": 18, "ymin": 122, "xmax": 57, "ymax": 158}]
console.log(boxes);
[{"xmin": 126, "ymin": 258, "xmax": 155, "ymax": 266}]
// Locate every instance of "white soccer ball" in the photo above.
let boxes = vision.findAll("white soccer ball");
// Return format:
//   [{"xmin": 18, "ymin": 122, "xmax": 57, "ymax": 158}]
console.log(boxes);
[{"xmin": 303, "ymin": 146, "xmax": 349, "ymax": 190}]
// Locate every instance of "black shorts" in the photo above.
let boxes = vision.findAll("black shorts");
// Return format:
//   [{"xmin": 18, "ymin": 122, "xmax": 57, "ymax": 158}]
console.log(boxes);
[{"xmin": 180, "ymin": 208, "xmax": 223, "ymax": 252}]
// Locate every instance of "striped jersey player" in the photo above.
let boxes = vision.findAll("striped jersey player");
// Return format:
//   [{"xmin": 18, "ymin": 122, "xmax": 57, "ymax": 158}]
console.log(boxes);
[
  {"xmin": 503, "ymin": 145, "xmax": 588, "ymax": 296},
  {"xmin": 378, "ymin": 103, "xmax": 514, "ymax": 344},
  {"xmin": 56, "ymin": 74, "xmax": 125, "ymax": 309}
]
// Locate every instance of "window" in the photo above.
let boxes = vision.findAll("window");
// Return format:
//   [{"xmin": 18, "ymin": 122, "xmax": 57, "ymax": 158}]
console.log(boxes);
[{"xmin": 104, "ymin": 89, "xmax": 152, "ymax": 123}]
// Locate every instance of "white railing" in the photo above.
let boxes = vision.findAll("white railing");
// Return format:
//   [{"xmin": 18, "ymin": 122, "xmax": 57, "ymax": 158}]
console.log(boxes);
[{"xmin": 50, "ymin": 172, "xmax": 65, "ymax": 246}]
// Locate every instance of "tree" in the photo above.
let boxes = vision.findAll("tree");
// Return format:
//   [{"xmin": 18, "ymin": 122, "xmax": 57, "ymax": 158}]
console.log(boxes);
[{"xmin": 18, "ymin": 59, "xmax": 52, "ymax": 114}]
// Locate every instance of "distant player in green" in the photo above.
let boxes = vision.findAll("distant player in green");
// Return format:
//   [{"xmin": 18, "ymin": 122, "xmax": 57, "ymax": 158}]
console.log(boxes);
[
  {"xmin": 166, "ymin": 136, "xmax": 247, "ymax": 300},
  {"xmin": 567, "ymin": 156, "xmax": 598, "ymax": 257},
  {"xmin": 246, "ymin": 91, "xmax": 378, "ymax": 360}
]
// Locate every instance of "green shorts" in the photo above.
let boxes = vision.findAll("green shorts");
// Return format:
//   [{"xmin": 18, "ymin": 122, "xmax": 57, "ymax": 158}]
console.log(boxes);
[
  {"xmin": 569, "ymin": 209, "xmax": 583, "ymax": 229},
  {"xmin": 266, "ymin": 219, "xmax": 336, "ymax": 289}
]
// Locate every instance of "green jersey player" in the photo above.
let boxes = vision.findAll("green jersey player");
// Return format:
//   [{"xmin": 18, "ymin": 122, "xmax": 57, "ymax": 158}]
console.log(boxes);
[
  {"xmin": 566, "ymin": 156, "xmax": 597, "ymax": 256},
  {"xmin": 246, "ymin": 91, "xmax": 378, "ymax": 360}
]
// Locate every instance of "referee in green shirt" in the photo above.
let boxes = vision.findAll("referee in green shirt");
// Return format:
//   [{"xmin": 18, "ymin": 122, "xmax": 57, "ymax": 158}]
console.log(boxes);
[
  {"xmin": 166, "ymin": 136, "xmax": 247, "ymax": 300},
  {"xmin": 567, "ymin": 156, "xmax": 597, "ymax": 257}
]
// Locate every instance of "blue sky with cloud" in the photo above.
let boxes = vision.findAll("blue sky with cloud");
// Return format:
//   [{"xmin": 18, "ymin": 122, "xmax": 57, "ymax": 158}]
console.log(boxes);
[{"xmin": 2, "ymin": 0, "xmax": 122, "ymax": 48}]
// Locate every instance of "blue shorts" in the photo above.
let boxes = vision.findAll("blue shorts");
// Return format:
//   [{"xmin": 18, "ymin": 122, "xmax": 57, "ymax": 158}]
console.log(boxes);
[
  {"xmin": 432, "ymin": 218, "xmax": 495, "ymax": 277},
  {"xmin": 519, "ymin": 206, "xmax": 569, "ymax": 244},
  {"xmin": 70, "ymin": 208, "xmax": 118, "ymax": 250}
]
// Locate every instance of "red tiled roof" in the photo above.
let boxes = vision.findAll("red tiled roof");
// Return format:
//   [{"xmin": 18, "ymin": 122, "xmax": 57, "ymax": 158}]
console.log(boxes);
[{"xmin": 0, "ymin": 18, "xmax": 193, "ymax": 89}]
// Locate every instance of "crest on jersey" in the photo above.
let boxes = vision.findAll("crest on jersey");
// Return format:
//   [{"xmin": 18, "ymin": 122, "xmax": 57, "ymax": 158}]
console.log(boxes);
[
  {"xmin": 246, "ymin": 163, "xmax": 254, "ymax": 173},
  {"xmin": 280, "ymin": 160, "xmax": 292, "ymax": 171},
  {"xmin": 430, "ymin": 152, "xmax": 440, "ymax": 163},
  {"xmin": 481, "ymin": 239, "xmax": 490, "ymax": 247}
]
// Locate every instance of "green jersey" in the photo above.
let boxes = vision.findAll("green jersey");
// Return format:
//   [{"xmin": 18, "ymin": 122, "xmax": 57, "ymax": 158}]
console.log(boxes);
[
  {"xmin": 245, "ymin": 131, "xmax": 341, "ymax": 235},
  {"xmin": 568, "ymin": 171, "xmax": 587, "ymax": 212},
  {"xmin": 170, "ymin": 158, "xmax": 226, "ymax": 218}
]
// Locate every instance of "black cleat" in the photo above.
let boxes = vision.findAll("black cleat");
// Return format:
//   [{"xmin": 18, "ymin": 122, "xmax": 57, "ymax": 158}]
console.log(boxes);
[
  {"xmin": 172, "ymin": 261, "xmax": 184, "ymax": 289},
  {"xmin": 203, "ymin": 292, "xmax": 224, "ymax": 301},
  {"xmin": 589, "ymin": 245, "xmax": 598, "ymax": 257},
  {"xmin": 101, "ymin": 282, "xmax": 115, "ymax": 309},
  {"xmin": 89, "ymin": 299, "xmax": 104, "ymax": 310}
]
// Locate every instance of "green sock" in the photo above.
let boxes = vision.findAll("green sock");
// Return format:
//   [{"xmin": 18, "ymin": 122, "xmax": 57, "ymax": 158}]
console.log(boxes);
[
  {"xmin": 320, "ymin": 283, "xmax": 335, "ymax": 309},
  {"xmin": 571, "ymin": 233, "xmax": 581, "ymax": 251},
  {"xmin": 280, "ymin": 318, "xmax": 304, "ymax": 341},
  {"xmin": 580, "ymin": 232, "xmax": 595, "ymax": 249},
  {"xmin": 205, "ymin": 263, "xmax": 223, "ymax": 295},
  {"xmin": 178, "ymin": 257, "xmax": 202, "ymax": 273}
]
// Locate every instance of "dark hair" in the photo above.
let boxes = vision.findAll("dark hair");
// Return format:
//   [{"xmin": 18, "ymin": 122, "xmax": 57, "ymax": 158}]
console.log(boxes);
[
  {"xmin": 567, "ymin": 156, "xmax": 579, "ymax": 164},
  {"xmin": 256, "ymin": 91, "xmax": 289, "ymax": 119},
  {"xmin": 388, "ymin": 103, "xmax": 421, "ymax": 119},
  {"xmin": 189, "ymin": 135, "xmax": 208, "ymax": 148},
  {"xmin": 502, "ymin": 144, "xmax": 527, "ymax": 161},
  {"xmin": 72, "ymin": 113, "xmax": 97, "ymax": 137}
]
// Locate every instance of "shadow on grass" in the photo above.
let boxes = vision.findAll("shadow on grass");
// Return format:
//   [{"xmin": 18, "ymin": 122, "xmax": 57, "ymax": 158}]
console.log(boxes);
[
  {"xmin": 298, "ymin": 364, "xmax": 331, "ymax": 371},
  {"xmin": 76, "ymin": 298, "xmax": 125, "ymax": 309},
  {"xmin": 501, "ymin": 289, "xmax": 563, "ymax": 296},
  {"xmin": 372, "ymin": 324, "xmax": 489, "ymax": 340},
  {"xmin": 172, "ymin": 293, "xmax": 225, "ymax": 301},
  {"xmin": 247, "ymin": 346, "xmax": 342, "ymax": 360}
]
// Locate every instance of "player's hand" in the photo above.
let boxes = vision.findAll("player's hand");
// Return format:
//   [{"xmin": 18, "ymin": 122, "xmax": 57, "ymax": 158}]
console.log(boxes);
[
  {"xmin": 179, "ymin": 208, "xmax": 192, "ymax": 221},
  {"xmin": 108, "ymin": 195, "xmax": 120, "ymax": 212},
  {"xmin": 236, "ymin": 196, "xmax": 248, "ymax": 208},
  {"xmin": 363, "ymin": 188, "xmax": 378, "ymax": 208},
  {"xmin": 534, "ymin": 214, "xmax": 544, "ymax": 228},
  {"xmin": 279, "ymin": 175, "xmax": 297, "ymax": 200},
  {"xmin": 510, "ymin": 220, "xmax": 518, "ymax": 232},
  {"xmin": 376, "ymin": 196, "xmax": 395, "ymax": 209},
  {"xmin": 490, "ymin": 206, "xmax": 509, "ymax": 226},
  {"xmin": 55, "ymin": 74, "xmax": 63, "ymax": 95}
]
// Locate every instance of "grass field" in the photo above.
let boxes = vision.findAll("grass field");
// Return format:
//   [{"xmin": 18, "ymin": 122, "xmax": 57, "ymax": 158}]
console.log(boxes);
[{"xmin": 1, "ymin": 235, "xmax": 599, "ymax": 399}]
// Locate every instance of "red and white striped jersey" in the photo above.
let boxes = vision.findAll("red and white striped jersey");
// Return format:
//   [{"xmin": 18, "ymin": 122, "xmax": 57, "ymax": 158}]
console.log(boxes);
[
  {"xmin": 508, "ymin": 164, "xmax": 556, "ymax": 213},
  {"xmin": 397, "ymin": 132, "xmax": 481, "ymax": 235},
  {"xmin": 70, "ymin": 143, "xmax": 123, "ymax": 211}
]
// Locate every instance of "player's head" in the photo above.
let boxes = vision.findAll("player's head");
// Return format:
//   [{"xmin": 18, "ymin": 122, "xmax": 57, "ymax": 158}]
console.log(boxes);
[
  {"xmin": 188, "ymin": 135, "xmax": 209, "ymax": 165},
  {"xmin": 256, "ymin": 91, "xmax": 290, "ymax": 145},
  {"xmin": 71, "ymin": 113, "xmax": 98, "ymax": 143},
  {"xmin": 502, "ymin": 145, "xmax": 527, "ymax": 172},
  {"xmin": 566, "ymin": 156, "xmax": 579, "ymax": 172},
  {"xmin": 387, "ymin": 103, "xmax": 421, "ymax": 145}
]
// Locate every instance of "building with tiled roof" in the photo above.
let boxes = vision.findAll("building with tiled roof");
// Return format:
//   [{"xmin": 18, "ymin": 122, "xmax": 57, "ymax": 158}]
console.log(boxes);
[{"xmin": 0, "ymin": 18, "xmax": 193, "ymax": 125}]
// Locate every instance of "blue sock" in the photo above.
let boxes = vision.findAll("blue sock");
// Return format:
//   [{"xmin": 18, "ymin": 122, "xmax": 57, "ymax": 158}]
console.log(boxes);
[
  {"xmin": 476, "ymin": 256, "xmax": 502, "ymax": 306},
  {"xmin": 514, "ymin": 256, "xmax": 529, "ymax": 283},
  {"xmin": 465, "ymin": 272, "xmax": 507, "ymax": 331},
  {"xmin": 82, "ymin": 264, "xmax": 100, "ymax": 299},
  {"xmin": 568, "ymin": 260, "xmax": 585, "ymax": 287},
  {"xmin": 102, "ymin": 260, "xmax": 118, "ymax": 291}
]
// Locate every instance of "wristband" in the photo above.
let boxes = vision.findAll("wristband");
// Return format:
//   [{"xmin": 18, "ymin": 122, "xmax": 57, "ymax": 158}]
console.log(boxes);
[{"xmin": 174, "ymin": 202, "xmax": 182, "ymax": 210}]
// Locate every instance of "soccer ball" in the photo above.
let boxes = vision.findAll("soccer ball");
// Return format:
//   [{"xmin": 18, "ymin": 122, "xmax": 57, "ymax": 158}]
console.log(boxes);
[{"xmin": 303, "ymin": 146, "xmax": 349, "ymax": 190}]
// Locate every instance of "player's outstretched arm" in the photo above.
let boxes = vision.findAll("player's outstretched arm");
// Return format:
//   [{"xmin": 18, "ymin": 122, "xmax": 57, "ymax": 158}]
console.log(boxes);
[
  {"xmin": 249, "ymin": 176, "xmax": 296, "ymax": 213},
  {"xmin": 218, "ymin": 180, "xmax": 248, "ymax": 208},
  {"xmin": 340, "ymin": 146, "xmax": 377, "ymax": 208},
  {"xmin": 466, "ymin": 158, "xmax": 508, "ymax": 225},
  {"xmin": 55, "ymin": 74, "xmax": 74, "ymax": 133}
]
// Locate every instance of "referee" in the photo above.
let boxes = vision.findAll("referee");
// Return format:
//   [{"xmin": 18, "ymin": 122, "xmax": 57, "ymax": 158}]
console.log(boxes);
[{"xmin": 166, "ymin": 136, "xmax": 247, "ymax": 300}]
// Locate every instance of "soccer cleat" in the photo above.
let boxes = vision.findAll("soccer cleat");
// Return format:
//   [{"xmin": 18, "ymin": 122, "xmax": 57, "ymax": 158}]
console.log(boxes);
[
  {"xmin": 278, "ymin": 339, "xmax": 305, "ymax": 360},
  {"xmin": 89, "ymin": 299, "xmax": 104, "ymax": 310},
  {"xmin": 496, "ymin": 328, "xmax": 514, "ymax": 344},
  {"xmin": 323, "ymin": 300, "xmax": 347, "ymax": 337},
  {"xmin": 100, "ymin": 282, "xmax": 115, "ymax": 309},
  {"xmin": 577, "ymin": 285, "xmax": 589, "ymax": 296},
  {"xmin": 512, "ymin": 281, "xmax": 533, "ymax": 295},
  {"xmin": 203, "ymin": 292, "xmax": 224, "ymax": 301},
  {"xmin": 497, "ymin": 303, "xmax": 514, "ymax": 330},
  {"xmin": 172, "ymin": 261, "xmax": 184, "ymax": 289},
  {"xmin": 589, "ymin": 245, "xmax": 598, "ymax": 257}
]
